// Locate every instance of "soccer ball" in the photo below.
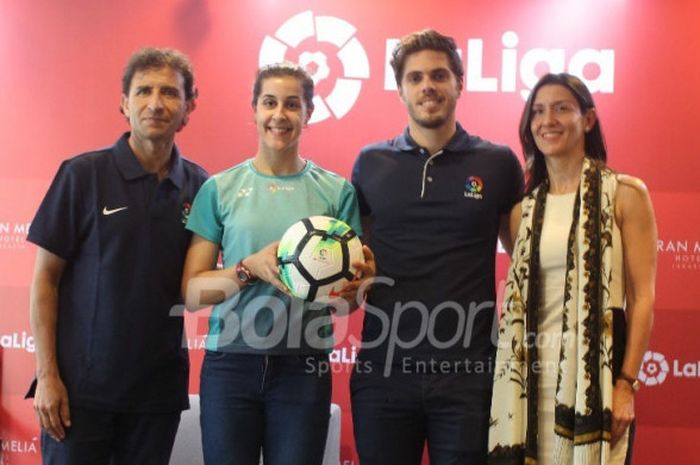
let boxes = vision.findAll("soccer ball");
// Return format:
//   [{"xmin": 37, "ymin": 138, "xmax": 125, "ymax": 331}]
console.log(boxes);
[{"xmin": 277, "ymin": 216, "xmax": 364, "ymax": 302}]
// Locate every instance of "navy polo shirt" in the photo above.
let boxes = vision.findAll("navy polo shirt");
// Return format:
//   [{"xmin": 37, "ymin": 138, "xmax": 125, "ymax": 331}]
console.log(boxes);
[
  {"xmin": 27, "ymin": 133, "xmax": 208, "ymax": 412},
  {"xmin": 351, "ymin": 124, "xmax": 523, "ymax": 366}
]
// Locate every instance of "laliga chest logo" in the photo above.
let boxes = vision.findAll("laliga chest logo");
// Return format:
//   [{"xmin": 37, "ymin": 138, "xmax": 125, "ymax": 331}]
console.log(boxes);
[
  {"xmin": 181, "ymin": 202, "xmax": 191, "ymax": 224},
  {"xmin": 464, "ymin": 176, "xmax": 484, "ymax": 200},
  {"xmin": 259, "ymin": 10, "xmax": 370, "ymax": 124}
]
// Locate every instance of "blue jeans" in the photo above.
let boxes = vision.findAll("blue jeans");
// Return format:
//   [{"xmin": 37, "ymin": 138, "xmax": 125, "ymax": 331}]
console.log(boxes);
[
  {"xmin": 200, "ymin": 351, "xmax": 331, "ymax": 465},
  {"xmin": 41, "ymin": 407, "xmax": 180, "ymax": 465},
  {"xmin": 351, "ymin": 365, "xmax": 492, "ymax": 465}
]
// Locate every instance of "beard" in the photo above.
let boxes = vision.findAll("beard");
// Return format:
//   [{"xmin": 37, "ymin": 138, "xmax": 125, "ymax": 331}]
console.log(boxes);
[
  {"xmin": 406, "ymin": 98, "xmax": 456, "ymax": 129},
  {"xmin": 411, "ymin": 112, "xmax": 449, "ymax": 129}
]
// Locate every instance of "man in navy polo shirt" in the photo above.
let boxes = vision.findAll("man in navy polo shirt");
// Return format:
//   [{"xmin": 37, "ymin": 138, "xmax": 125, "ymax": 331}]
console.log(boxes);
[
  {"xmin": 350, "ymin": 30, "xmax": 524, "ymax": 465},
  {"xmin": 27, "ymin": 48, "xmax": 208, "ymax": 465}
]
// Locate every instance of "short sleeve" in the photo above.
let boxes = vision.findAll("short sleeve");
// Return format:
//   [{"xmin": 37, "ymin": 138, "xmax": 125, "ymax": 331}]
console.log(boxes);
[
  {"xmin": 186, "ymin": 177, "xmax": 223, "ymax": 244},
  {"xmin": 503, "ymin": 149, "xmax": 524, "ymax": 213},
  {"xmin": 27, "ymin": 160, "xmax": 87, "ymax": 260},
  {"xmin": 351, "ymin": 152, "xmax": 371, "ymax": 217},
  {"xmin": 337, "ymin": 181, "xmax": 362, "ymax": 236}
]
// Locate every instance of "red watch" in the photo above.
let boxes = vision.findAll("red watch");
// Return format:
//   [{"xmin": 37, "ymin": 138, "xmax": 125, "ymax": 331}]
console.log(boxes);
[{"xmin": 235, "ymin": 260, "xmax": 258, "ymax": 284}]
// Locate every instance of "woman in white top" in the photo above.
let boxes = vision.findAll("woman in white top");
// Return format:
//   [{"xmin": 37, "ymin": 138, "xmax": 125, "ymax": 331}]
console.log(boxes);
[{"xmin": 489, "ymin": 73, "xmax": 656, "ymax": 465}]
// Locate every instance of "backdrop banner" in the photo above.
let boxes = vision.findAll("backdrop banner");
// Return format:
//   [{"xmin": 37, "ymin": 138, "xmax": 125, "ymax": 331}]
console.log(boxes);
[{"xmin": 1, "ymin": 1, "xmax": 698, "ymax": 464}]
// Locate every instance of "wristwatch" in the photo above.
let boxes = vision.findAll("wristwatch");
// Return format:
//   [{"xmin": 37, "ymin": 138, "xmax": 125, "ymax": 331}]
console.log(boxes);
[
  {"xmin": 235, "ymin": 260, "xmax": 258, "ymax": 284},
  {"xmin": 617, "ymin": 372, "xmax": 641, "ymax": 392}
]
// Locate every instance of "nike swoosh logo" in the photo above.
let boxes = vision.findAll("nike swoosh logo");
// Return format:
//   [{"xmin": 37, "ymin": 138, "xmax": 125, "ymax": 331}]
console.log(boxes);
[{"xmin": 102, "ymin": 206, "xmax": 128, "ymax": 216}]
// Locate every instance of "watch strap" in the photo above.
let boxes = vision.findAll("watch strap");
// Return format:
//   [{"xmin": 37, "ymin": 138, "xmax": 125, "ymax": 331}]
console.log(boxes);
[{"xmin": 618, "ymin": 372, "xmax": 640, "ymax": 391}]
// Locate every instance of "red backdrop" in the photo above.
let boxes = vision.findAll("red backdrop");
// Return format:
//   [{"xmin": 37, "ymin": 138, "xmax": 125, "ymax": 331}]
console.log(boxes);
[{"xmin": 1, "ymin": 1, "xmax": 699, "ymax": 463}]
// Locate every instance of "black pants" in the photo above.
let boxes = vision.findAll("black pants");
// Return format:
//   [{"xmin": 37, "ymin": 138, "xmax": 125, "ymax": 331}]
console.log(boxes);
[
  {"xmin": 351, "ymin": 364, "xmax": 492, "ymax": 465},
  {"xmin": 41, "ymin": 407, "xmax": 180, "ymax": 465}
]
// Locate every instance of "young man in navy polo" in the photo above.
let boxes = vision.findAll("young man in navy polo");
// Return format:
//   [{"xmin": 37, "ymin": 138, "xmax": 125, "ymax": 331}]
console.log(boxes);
[
  {"xmin": 350, "ymin": 30, "xmax": 524, "ymax": 465},
  {"xmin": 27, "ymin": 48, "xmax": 208, "ymax": 465}
]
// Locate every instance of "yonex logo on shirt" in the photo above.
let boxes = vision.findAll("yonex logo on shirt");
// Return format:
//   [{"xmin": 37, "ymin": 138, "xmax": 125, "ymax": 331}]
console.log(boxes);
[
  {"xmin": 237, "ymin": 188, "xmax": 253, "ymax": 198},
  {"xmin": 268, "ymin": 183, "xmax": 295, "ymax": 193}
]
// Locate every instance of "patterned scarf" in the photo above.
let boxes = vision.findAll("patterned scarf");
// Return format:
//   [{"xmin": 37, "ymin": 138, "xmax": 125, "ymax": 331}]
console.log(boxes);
[{"xmin": 488, "ymin": 158, "xmax": 617, "ymax": 465}]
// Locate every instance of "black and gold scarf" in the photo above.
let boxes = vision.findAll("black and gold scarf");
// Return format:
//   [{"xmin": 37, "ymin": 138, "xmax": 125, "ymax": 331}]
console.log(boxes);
[{"xmin": 489, "ymin": 158, "xmax": 617, "ymax": 465}]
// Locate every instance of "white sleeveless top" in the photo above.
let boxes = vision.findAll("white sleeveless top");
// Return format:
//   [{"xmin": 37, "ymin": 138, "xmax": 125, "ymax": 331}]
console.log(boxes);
[
  {"xmin": 536, "ymin": 192, "xmax": 626, "ymax": 465},
  {"xmin": 539, "ymin": 192, "xmax": 624, "ymax": 316}
]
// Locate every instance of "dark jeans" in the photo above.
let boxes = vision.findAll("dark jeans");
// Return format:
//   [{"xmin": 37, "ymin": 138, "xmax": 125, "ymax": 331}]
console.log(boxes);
[
  {"xmin": 351, "ymin": 364, "xmax": 492, "ymax": 465},
  {"xmin": 200, "ymin": 351, "xmax": 331, "ymax": 465},
  {"xmin": 41, "ymin": 407, "xmax": 180, "ymax": 465}
]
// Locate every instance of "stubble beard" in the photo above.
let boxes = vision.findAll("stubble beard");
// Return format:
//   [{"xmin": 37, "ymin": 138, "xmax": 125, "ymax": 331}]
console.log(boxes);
[{"xmin": 407, "ymin": 99, "xmax": 457, "ymax": 130}]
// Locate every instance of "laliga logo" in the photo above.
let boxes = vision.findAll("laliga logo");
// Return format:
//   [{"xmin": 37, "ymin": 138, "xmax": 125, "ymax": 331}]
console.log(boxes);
[
  {"xmin": 384, "ymin": 30, "xmax": 615, "ymax": 100},
  {"xmin": 259, "ymin": 10, "xmax": 370, "ymax": 124},
  {"xmin": 464, "ymin": 176, "xmax": 484, "ymax": 200},
  {"xmin": 639, "ymin": 350, "xmax": 670, "ymax": 386},
  {"xmin": 639, "ymin": 350, "xmax": 700, "ymax": 386}
]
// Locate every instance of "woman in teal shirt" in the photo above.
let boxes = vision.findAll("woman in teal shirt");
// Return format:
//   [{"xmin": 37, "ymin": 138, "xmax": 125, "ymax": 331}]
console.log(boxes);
[{"xmin": 181, "ymin": 62, "xmax": 374, "ymax": 465}]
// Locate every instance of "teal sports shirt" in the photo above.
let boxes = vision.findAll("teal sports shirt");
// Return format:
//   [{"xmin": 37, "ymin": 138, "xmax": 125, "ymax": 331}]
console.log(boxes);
[{"xmin": 186, "ymin": 159, "xmax": 361, "ymax": 354}]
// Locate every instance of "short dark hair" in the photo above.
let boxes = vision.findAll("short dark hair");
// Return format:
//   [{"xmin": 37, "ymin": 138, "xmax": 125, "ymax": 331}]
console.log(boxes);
[
  {"xmin": 122, "ymin": 47, "xmax": 197, "ymax": 101},
  {"xmin": 390, "ymin": 29, "xmax": 464, "ymax": 88},
  {"xmin": 251, "ymin": 62, "xmax": 315, "ymax": 110},
  {"xmin": 519, "ymin": 73, "xmax": 607, "ymax": 193}
]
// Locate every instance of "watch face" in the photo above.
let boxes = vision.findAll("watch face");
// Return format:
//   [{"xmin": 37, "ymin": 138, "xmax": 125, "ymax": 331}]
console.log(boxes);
[
  {"xmin": 236, "ymin": 261, "xmax": 257, "ymax": 284},
  {"xmin": 237, "ymin": 268, "xmax": 250, "ymax": 282}
]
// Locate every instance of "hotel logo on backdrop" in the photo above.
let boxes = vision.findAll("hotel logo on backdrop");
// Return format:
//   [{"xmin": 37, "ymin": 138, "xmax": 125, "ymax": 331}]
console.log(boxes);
[
  {"xmin": 259, "ymin": 10, "xmax": 370, "ymax": 124},
  {"xmin": 658, "ymin": 238, "xmax": 700, "ymax": 271},
  {"xmin": 1, "ymin": 436, "xmax": 39, "ymax": 457},
  {"xmin": 0, "ymin": 221, "xmax": 30, "ymax": 249}
]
